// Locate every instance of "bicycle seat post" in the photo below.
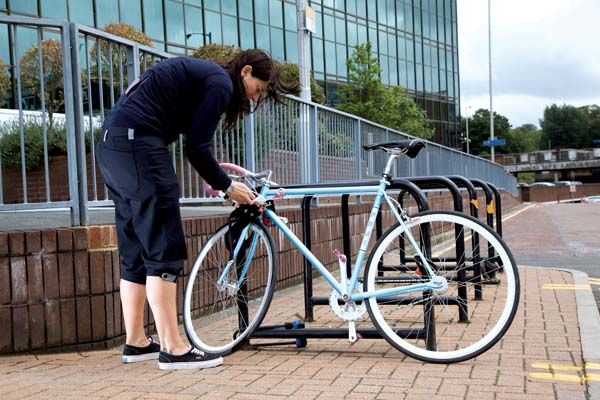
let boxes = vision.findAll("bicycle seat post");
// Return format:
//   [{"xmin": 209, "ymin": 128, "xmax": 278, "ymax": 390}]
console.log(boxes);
[{"xmin": 383, "ymin": 152, "xmax": 400, "ymax": 179}]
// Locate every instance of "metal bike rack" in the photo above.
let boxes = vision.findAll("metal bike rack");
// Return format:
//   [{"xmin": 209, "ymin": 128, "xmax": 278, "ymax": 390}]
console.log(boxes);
[
  {"xmin": 250, "ymin": 179, "xmax": 436, "ymax": 349},
  {"xmin": 446, "ymin": 175, "xmax": 484, "ymax": 300}
]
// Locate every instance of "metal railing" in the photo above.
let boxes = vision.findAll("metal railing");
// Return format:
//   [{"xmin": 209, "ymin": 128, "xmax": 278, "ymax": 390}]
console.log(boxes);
[{"xmin": 0, "ymin": 15, "xmax": 517, "ymax": 226}]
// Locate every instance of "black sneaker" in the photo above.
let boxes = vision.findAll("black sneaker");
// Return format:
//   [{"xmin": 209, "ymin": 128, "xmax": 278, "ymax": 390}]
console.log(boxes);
[
  {"xmin": 158, "ymin": 347, "xmax": 223, "ymax": 370},
  {"xmin": 122, "ymin": 337, "xmax": 161, "ymax": 363}
]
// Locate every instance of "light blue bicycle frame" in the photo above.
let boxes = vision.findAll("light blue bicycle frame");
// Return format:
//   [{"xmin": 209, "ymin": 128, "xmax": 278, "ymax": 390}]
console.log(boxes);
[{"xmin": 217, "ymin": 154, "xmax": 443, "ymax": 303}]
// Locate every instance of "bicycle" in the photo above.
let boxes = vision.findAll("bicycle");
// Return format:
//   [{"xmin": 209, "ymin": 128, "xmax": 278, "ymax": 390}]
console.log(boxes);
[{"xmin": 183, "ymin": 140, "xmax": 520, "ymax": 364}]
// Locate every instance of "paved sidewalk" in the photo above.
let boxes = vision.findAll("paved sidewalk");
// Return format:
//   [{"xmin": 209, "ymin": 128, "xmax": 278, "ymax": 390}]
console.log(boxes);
[{"xmin": 0, "ymin": 203, "xmax": 598, "ymax": 399}]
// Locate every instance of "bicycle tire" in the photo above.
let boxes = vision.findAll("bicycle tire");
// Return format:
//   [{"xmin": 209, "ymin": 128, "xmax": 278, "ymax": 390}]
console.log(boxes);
[
  {"xmin": 364, "ymin": 210, "xmax": 519, "ymax": 363},
  {"xmin": 183, "ymin": 221, "xmax": 277, "ymax": 355}
]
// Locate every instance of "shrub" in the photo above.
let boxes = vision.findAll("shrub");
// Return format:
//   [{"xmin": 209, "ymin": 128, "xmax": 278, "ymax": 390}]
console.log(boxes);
[{"xmin": 0, "ymin": 118, "xmax": 94, "ymax": 170}]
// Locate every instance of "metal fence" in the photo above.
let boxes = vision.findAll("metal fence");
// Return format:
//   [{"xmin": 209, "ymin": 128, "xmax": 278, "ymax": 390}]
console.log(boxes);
[{"xmin": 0, "ymin": 15, "xmax": 517, "ymax": 226}]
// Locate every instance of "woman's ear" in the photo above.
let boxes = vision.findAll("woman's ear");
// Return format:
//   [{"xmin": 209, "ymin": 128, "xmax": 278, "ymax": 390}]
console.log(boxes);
[{"xmin": 240, "ymin": 65, "xmax": 253, "ymax": 78}]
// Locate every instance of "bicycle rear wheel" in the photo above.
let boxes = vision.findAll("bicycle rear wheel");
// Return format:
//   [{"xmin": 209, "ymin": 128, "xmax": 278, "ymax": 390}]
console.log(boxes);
[
  {"xmin": 364, "ymin": 210, "xmax": 519, "ymax": 363},
  {"xmin": 183, "ymin": 221, "xmax": 277, "ymax": 355}
]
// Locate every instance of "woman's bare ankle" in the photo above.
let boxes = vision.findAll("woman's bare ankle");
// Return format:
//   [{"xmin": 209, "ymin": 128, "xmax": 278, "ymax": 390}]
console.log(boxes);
[
  {"xmin": 126, "ymin": 336, "xmax": 151, "ymax": 347},
  {"xmin": 162, "ymin": 344, "xmax": 190, "ymax": 355}
]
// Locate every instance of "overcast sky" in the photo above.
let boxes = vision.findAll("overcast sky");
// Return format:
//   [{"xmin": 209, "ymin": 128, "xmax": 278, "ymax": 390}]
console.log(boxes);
[{"xmin": 457, "ymin": 0, "xmax": 600, "ymax": 128}]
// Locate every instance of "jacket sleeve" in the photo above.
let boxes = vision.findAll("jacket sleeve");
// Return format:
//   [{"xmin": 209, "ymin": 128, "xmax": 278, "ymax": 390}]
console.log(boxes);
[{"xmin": 185, "ymin": 73, "xmax": 233, "ymax": 191}]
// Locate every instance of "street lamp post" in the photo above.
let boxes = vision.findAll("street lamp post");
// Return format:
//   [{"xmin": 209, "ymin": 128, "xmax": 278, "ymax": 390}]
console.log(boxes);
[
  {"xmin": 488, "ymin": 0, "xmax": 495, "ymax": 162},
  {"xmin": 465, "ymin": 105, "xmax": 471, "ymax": 154},
  {"xmin": 185, "ymin": 32, "xmax": 212, "ymax": 45}
]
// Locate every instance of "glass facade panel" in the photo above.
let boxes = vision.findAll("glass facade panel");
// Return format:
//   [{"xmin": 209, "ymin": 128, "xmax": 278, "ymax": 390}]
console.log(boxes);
[
  {"xmin": 284, "ymin": 2, "xmax": 296, "ymax": 31},
  {"xmin": 10, "ymin": 0, "xmax": 37, "ymax": 15},
  {"xmin": 184, "ymin": 5, "xmax": 203, "ymax": 47},
  {"xmin": 270, "ymin": 27, "xmax": 284, "ymax": 61},
  {"xmin": 255, "ymin": 0, "xmax": 268, "ymax": 24},
  {"xmin": 356, "ymin": 0, "xmax": 366, "ymax": 18},
  {"xmin": 205, "ymin": 10, "xmax": 222, "ymax": 44},
  {"xmin": 347, "ymin": 21, "xmax": 357, "ymax": 47},
  {"xmin": 336, "ymin": 43, "xmax": 346, "ymax": 77},
  {"xmin": 96, "ymin": 0, "xmax": 119, "ymax": 27},
  {"xmin": 120, "ymin": 0, "xmax": 142, "ymax": 29},
  {"xmin": 323, "ymin": 14, "xmax": 334, "ymax": 40},
  {"xmin": 325, "ymin": 41, "xmax": 336, "ymax": 74},
  {"xmin": 367, "ymin": 0, "xmax": 376, "ymax": 21},
  {"xmin": 269, "ymin": 0, "xmax": 283, "ymax": 28},
  {"xmin": 143, "ymin": 0, "xmax": 165, "ymax": 42},
  {"xmin": 285, "ymin": 31, "xmax": 297, "ymax": 63},
  {"xmin": 239, "ymin": 1, "xmax": 252, "ymax": 19},
  {"xmin": 240, "ymin": 19, "xmax": 254, "ymax": 49},
  {"xmin": 0, "ymin": 24, "xmax": 9, "ymax": 63},
  {"xmin": 166, "ymin": 1, "xmax": 185, "ymax": 44},
  {"xmin": 222, "ymin": 0, "xmax": 236, "ymax": 15},
  {"xmin": 312, "ymin": 37, "xmax": 324, "ymax": 73},
  {"xmin": 407, "ymin": 62, "xmax": 415, "ymax": 90},
  {"xmin": 68, "ymin": 0, "xmax": 94, "ymax": 27},
  {"xmin": 256, "ymin": 24, "xmax": 270, "ymax": 52},
  {"xmin": 204, "ymin": 0, "xmax": 219, "ymax": 12},
  {"xmin": 42, "ymin": 0, "xmax": 68, "ymax": 21},
  {"xmin": 335, "ymin": 16, "xmax": 345, "ymax": 44},
  {"xmin": 222, "ymin": 14, "xmax": 238, "ymax": 46}
]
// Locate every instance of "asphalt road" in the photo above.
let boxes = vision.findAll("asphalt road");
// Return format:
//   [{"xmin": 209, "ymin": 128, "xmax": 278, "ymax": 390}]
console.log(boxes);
[{"xmin": 502, "ymin": 203, "xmax": 600, "ymax": 310}]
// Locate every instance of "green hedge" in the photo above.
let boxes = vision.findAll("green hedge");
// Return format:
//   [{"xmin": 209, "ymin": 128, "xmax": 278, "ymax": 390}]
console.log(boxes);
[{"xmin": 0, "ymin": 119, "xmax": 94, "ymax": 170}]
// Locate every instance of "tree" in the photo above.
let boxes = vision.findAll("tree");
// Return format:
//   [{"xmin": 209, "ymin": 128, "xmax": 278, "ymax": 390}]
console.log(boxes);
[
  {"xmin": 19, "ymin": 39, "xmax": 64, "ymax": 127},
  {"xmin": 540, "ymin": 104, "xmax": 589, "ymax": 149},
  {"xmin": 504, "ymin": 124, "xmax": 542, "ymax": 154},
  {"xmin": 0, "ymin": 60, "xmax": 9, "ymax": 107},
  {"xmin": 336, "ymin": 42, "xmax": 432, "ymax": 139},
  {"xmin": 90, "ymin": 23, "xmax": 153, "ymax": 85},
  {"xmin": 580, "ymin": 105, "xmax": 600, "ymax": 146},
  {"xmin": 463, "ymin": 108, "xmax": 511, "ymax": 156}
]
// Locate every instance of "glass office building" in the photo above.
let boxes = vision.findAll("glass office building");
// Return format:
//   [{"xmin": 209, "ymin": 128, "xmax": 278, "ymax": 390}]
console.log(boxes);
[{"xmin": 0, "ymin": 0, "xmax": 461, "ymax": 147}]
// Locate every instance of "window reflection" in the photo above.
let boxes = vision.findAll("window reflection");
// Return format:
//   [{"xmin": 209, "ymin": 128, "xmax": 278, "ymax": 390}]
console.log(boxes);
[
  {"xmin": 42, "ymin": 0, "xmax": 68, "ymax": 21},
  {"xmin": 143, "ymin": 0, "xmax": 165, "ymax": 42}
]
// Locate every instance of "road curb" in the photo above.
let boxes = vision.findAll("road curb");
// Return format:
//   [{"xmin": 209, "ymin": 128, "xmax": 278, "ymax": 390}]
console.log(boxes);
[{"xmin": 525, "ymin": 265, "xmax": 600, "ymax": 399}]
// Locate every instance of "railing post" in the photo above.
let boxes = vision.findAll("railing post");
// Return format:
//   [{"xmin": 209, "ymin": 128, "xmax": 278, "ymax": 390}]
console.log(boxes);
[
  {"xmin": 243, "ymin": 114, "xmax": 256, "ymax": 172},
  {"xmin": 309, "ymin": 105, "xmax": 318, "ymax": 183},
  {"xmin": 298, "ymin": 103, "xmax": 312, "ymax": 184},
  {"xmin": 69, "ymin": 23, "xmax": 88, "ymax": 226},
  {"xmin": 355, "ymin": 120, "xmax": 362, "ymax": 180},
  {"xmin": 126, "ymin": 43, "xmax": 140, "ymax": 83},
  {"xmin": 60, "ymin": 22, "xmax": 82, "ymax": 226}
]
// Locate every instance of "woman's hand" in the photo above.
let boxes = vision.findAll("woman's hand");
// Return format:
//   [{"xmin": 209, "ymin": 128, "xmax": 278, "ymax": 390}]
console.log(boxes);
[{"xmin": 226, "ymin": 181, "xmax": 256, "ymax": 205}]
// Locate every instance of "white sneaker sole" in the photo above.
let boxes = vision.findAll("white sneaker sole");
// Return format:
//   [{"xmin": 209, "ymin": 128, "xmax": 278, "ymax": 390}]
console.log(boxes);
[
  {"xmin": 122, "ymin": 352, "xmax": 160, "ymax": 363},
  {"xmin": 157, "ymin": 357, "xmax": 224, "ymax": 370}
]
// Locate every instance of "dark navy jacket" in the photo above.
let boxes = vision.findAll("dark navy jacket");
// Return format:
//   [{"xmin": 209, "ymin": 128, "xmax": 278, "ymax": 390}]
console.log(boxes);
[{"xmin": 104, "ymin": 56, "xmax": 233, "ymax": 191}]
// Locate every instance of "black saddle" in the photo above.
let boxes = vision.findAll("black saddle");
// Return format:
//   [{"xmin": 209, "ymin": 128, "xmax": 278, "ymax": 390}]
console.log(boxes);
[{"xmin": 363, "ymin": 139, "xmax": 426, "ymax": 158}]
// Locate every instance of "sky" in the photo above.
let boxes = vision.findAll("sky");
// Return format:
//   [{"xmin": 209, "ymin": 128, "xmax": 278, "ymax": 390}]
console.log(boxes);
[{"xmin": 457, "ymin": 0, "xmax": 600, "ymax": 128}]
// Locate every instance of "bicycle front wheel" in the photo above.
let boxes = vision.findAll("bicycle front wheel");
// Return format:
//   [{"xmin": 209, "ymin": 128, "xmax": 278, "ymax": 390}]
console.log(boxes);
[
  {"xmin": 183, "ymin": 221, "xmax": 277, "ymax": 355},
  {"xmin": 364, "ymin": 210, "xmax": 519, "ymax": 363}
]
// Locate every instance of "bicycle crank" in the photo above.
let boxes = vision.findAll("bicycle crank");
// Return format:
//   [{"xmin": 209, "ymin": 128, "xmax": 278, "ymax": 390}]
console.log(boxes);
[{"xmin": 329, "ymin": 289, "xmax": 367, "ymax": 344}]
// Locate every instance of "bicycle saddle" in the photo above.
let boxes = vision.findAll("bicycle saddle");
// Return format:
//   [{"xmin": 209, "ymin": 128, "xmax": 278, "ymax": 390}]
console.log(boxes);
[{"xmin": 362, "ymin": 139, "xmax": 425, "ymax": 158}]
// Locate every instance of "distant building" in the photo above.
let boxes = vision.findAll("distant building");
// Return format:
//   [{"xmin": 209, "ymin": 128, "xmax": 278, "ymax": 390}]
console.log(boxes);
[{"xmin": 0, "ymin": 0, "xmax": 461, "ymax": 147}]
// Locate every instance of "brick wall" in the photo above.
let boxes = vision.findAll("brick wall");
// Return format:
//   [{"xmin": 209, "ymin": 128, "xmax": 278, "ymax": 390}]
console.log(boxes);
[
  {"xmin": 0, "ymin": 190, "xmax": 520, "ymax": 354},
  {"xmin": 521, "ymin": 183, "xmax": 600, "ymax": 202}
]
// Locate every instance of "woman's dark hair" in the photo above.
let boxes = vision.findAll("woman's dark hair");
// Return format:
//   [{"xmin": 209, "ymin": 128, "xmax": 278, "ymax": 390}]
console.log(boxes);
[{"xmin": 220, "ymin": 49, "xmax": 294, "ymax": 131}]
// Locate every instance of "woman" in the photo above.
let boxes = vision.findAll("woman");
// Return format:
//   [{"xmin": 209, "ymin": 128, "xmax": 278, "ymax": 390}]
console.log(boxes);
[{"xmin": 97, "ymin": 49, "xmax": 290, "ymax": 370}]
